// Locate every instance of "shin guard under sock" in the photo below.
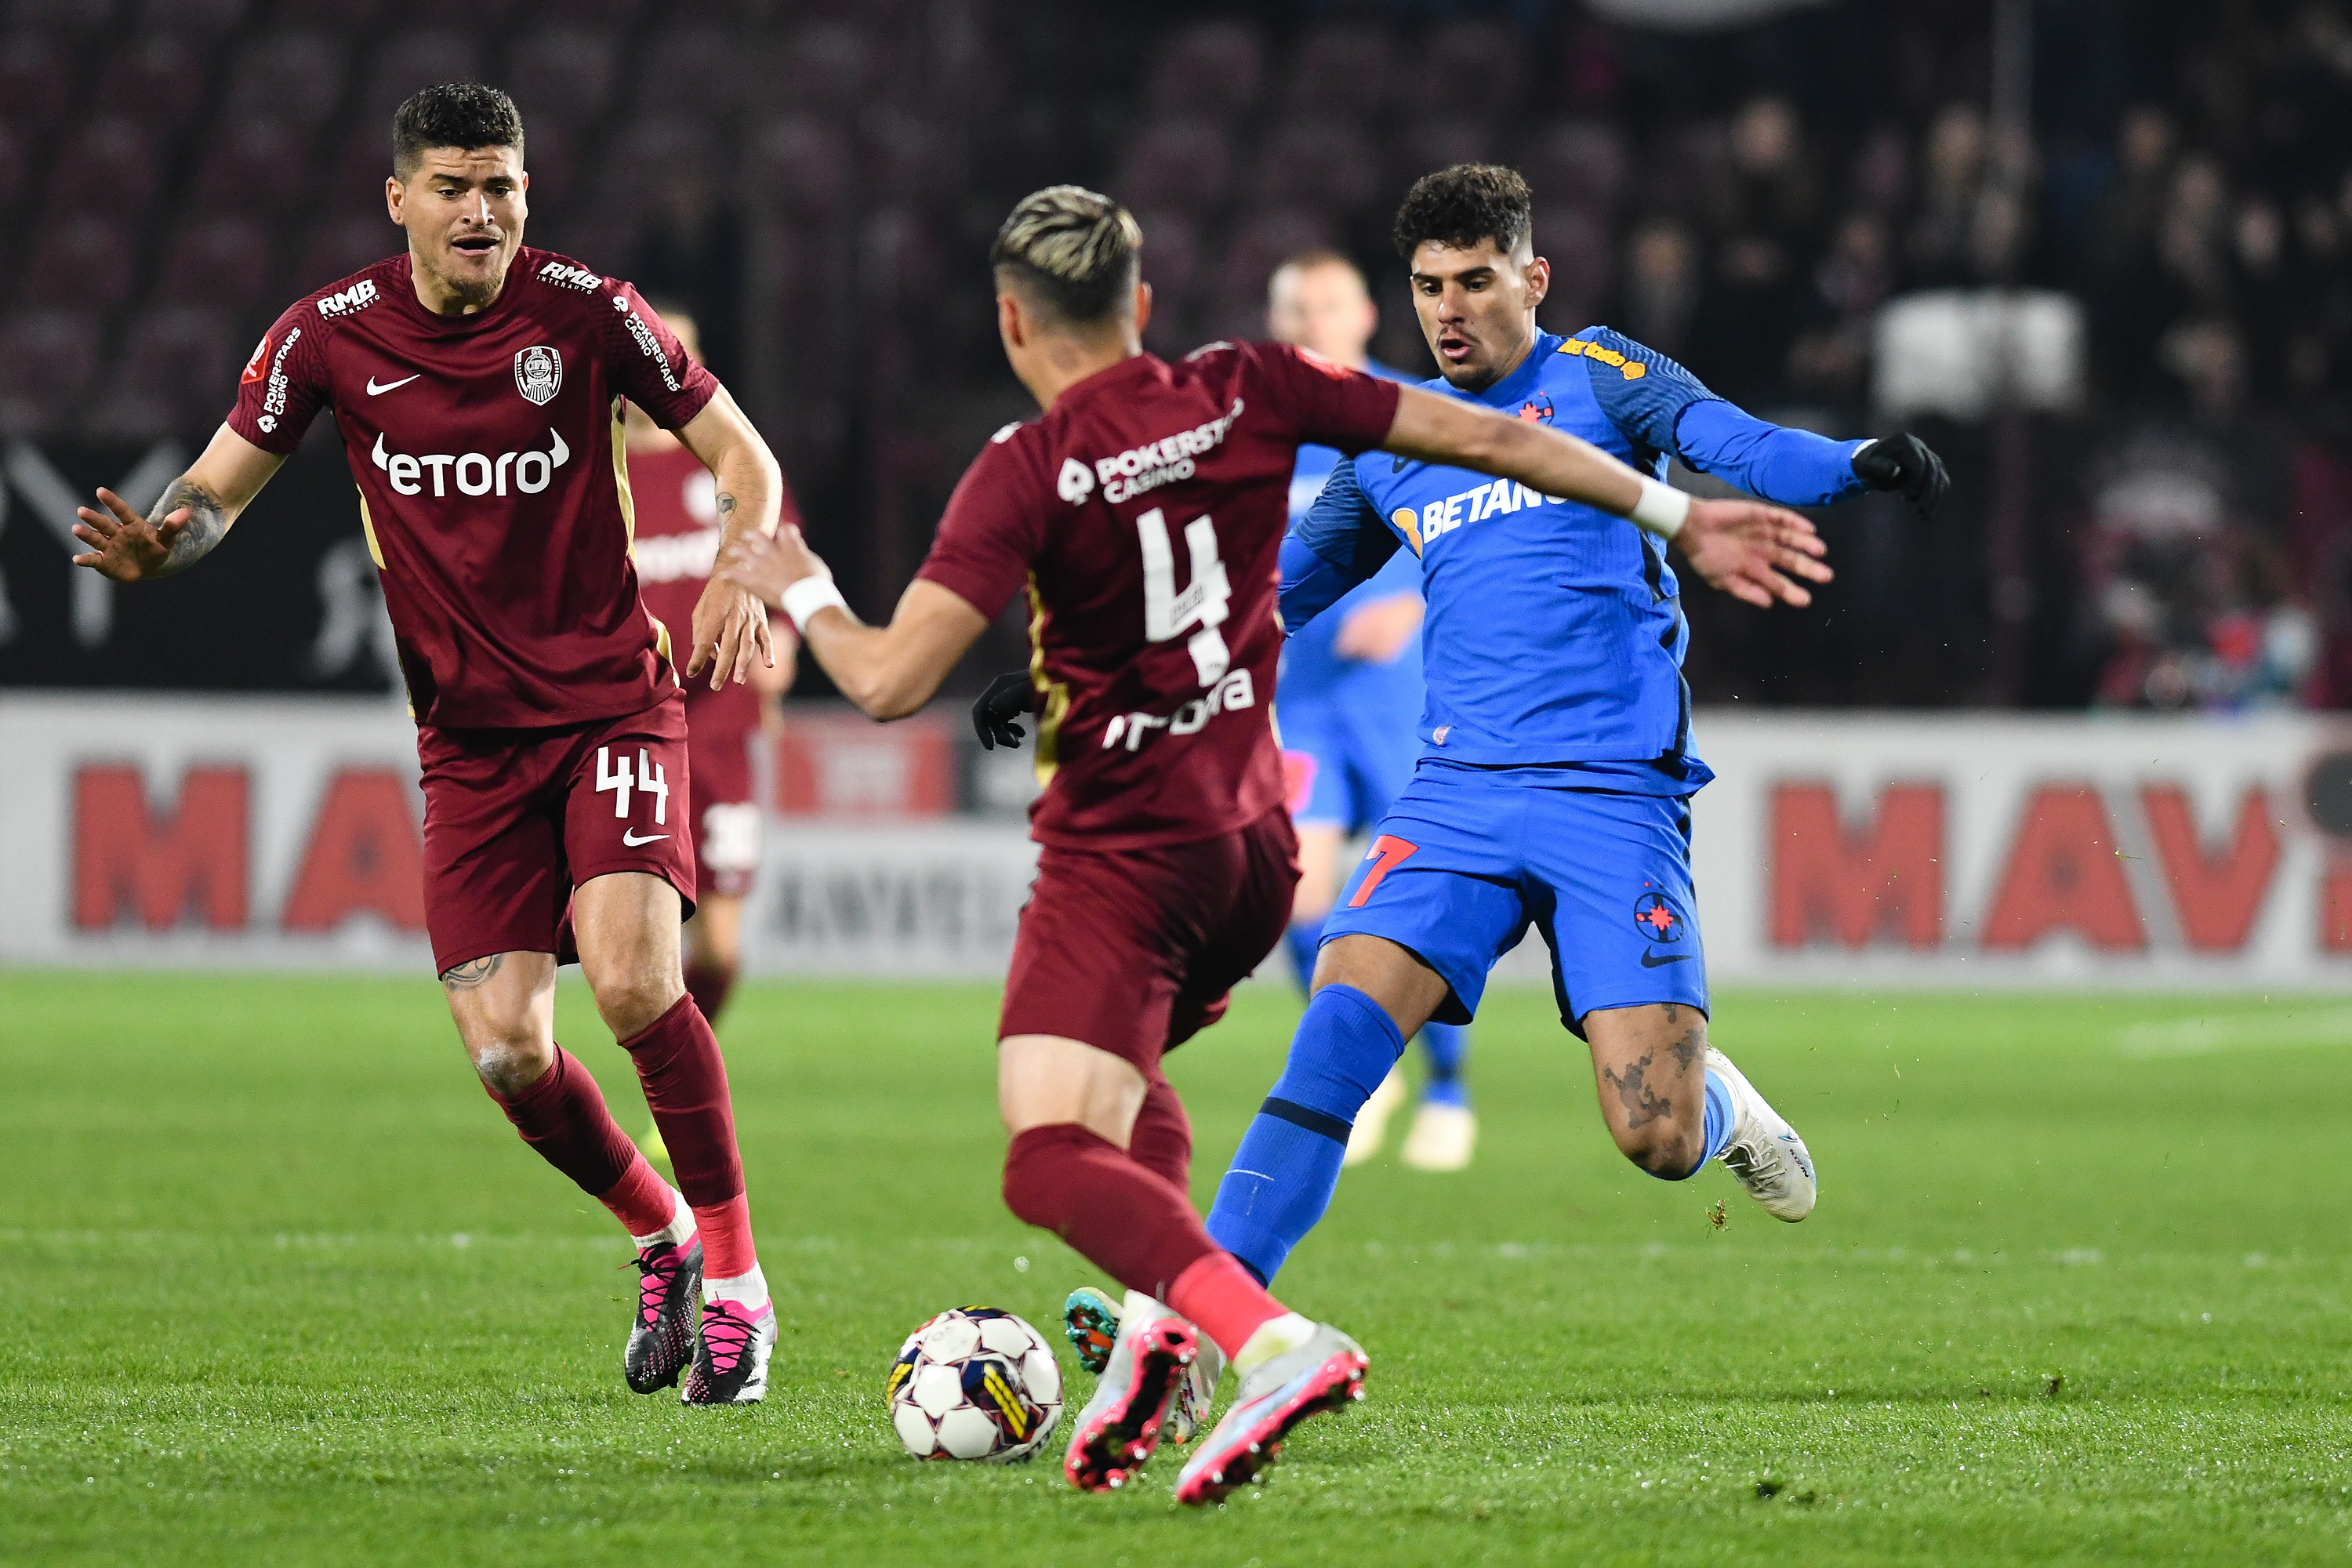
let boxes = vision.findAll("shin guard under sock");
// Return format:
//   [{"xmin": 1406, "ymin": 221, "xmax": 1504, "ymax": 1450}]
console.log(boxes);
[
  {"xmin": 622, "ymin": 994, "xmax": 755, "ymax": 1277},
  {"xmin": 1418, "ymin": 1020, "xmax": 1472, "ymax": 1107},
  {"xmin": 489, "ymin": 1047, "xmax": 668, "ymax": 1232},
  {"xmin": 1207, "ymin": 983, "xmax": 1407, "ymax": 1285},
  {"xmin": 683, "ymin": 958, "xmax": 739, "ymax": 1028},
  {"xmin": 1002, "ymin": 1123, "xmax": 1220, "ymax": 1301}
]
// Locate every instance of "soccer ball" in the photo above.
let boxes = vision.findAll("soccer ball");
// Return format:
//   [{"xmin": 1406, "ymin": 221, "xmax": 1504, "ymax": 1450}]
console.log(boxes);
[{"xmin": 887, "ymin": 1306, "xmax": 1064, "ymax": 1462}]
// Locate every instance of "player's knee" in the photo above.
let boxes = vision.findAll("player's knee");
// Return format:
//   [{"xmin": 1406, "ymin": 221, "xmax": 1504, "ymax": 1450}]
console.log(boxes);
[
  {"xmin": 1613, "ymin": 1116, "xmax": 1705, "ymax": 1181},
  {"xmin": 586, "ymin": 966, "xmax": 681, "ymax": 1040},
  {"xmin": 466, "ymin": 1030, "xmax": 554, "ymax": 1098}
]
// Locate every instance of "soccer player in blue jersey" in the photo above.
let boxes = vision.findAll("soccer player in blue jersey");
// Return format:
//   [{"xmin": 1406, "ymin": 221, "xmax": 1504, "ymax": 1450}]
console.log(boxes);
[
  {"xmin": 1265, "ymin": 250, "xmax": 1476, "ymax": 1171},
  {"xmin": 1202, "ymin": 164, "xmax": 1947, "ymax": 1291}
]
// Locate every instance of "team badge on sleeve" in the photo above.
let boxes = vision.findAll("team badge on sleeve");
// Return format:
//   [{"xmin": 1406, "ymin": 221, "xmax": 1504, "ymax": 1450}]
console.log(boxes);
[
  {"xmin": 239, "ymin": 333, "xmax": 270, "ymax": 384},
  {"xmin": 514, "ymin": 346, "xmax": 562, "ymax": 406}
]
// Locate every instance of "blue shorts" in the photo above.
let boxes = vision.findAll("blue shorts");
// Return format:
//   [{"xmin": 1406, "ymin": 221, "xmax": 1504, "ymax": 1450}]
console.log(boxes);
[
  {"xmin": 1322, "ymin": 760, "xmax": 1708, "ymax": 1036},
  {"xmin": 1279, "ymin": 694, "xmax": 1421, "ymax": 834}
]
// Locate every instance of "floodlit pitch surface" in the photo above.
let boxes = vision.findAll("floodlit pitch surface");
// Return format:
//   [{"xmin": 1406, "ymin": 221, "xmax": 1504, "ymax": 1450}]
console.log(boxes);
[{"xmin": 2, "ymin": 975, "xmax": 2345, "ymax": 1566}]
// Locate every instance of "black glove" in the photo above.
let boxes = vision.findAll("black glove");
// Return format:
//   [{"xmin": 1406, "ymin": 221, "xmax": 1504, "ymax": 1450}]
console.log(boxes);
[
  {"xmin": 971, "ymin": 670, "xmax": 1036, "ymax": 750},
  {"xmin": 1851, "ymin": 432, "xmax": 1950, "ymax": 517}
]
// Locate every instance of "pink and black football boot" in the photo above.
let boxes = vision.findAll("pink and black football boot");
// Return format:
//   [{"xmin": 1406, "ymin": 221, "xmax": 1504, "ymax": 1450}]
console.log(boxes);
[
  {"xmin": 1062, "ymin": 1293, "xmax": 1198, "ymax": 1492},
  {"xmin": 623, "ymin": 1236, "xmax": 702, "ymax": 1394},
  {"xmin": 681, "ymin": 1294, "xmax": 775, "ymax": 1405}
]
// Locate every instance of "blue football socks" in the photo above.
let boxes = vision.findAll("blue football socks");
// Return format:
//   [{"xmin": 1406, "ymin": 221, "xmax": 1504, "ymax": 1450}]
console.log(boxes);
[
  {"xmin": 1280, "ymin": 919, "xmax": 1323, "ymax": 991},
  {"xmin": 1207, "ymin": 984, "xmax": 1406, "ymax": 1285},
  {"xmin": 1417, "ymin": 1020, "xmax": 1471, "ymax": 1107},
  {"xmin": 1678, "ymin": 1066, "xmax": 1736, "ymax": 1178}
]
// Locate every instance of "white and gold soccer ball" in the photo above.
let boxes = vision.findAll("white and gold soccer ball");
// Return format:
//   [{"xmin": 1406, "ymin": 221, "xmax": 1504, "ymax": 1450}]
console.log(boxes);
[{"xmin": 886, "ymin": 1306, "xmax": 1064, "ymax": 1462}]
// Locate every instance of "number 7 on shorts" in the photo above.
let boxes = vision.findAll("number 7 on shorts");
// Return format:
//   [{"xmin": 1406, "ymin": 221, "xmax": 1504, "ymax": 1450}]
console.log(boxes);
[{"xmin": 1345, "ymin": 833, "xmax": 1418, "ymax": 909}]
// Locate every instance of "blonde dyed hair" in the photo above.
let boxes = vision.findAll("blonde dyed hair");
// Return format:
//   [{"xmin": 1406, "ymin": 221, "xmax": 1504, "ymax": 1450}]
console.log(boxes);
[{"xmin": 990, "ymin": 185, "xmax": 1144, "ymax": 325}]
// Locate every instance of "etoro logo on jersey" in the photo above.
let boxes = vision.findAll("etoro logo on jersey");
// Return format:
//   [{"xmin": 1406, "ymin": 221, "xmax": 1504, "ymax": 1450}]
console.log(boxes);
[
  {"xmin": 370, "ymin": 428, "xmax": 572, "ymax": 497},
  {"xmin": 514, "ymin": 346, "xmax": 562, "ymax": 406}
]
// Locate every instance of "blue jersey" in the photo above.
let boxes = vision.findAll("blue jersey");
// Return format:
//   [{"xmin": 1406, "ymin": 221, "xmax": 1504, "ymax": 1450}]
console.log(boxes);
[
  {"xmin": 1279, "ymin": 359, "xmax": 1419, "ymax": 707},
  {"xmin": 1284, "ymin": 326, "xmax": 1870, "ymax": 791}
]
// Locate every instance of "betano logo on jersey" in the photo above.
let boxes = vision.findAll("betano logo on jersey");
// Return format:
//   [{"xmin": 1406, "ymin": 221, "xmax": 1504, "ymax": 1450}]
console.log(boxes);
[
  {"xmin": 369, "ymin": 427, "xmax": 572, "ymax": 497},
  {"xmin": 316, "ymin": 278, "xmax": 379, "ymax": 318},
  {"xmin": 1407, "ymin": 476, "xmax": 1562, "ymax": 546}
]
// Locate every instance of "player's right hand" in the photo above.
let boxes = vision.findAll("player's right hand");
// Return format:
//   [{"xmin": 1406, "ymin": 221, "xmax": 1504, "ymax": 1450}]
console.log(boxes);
[
  {"xmin": 1851, "ymin": 432, "xmax": 1950, "ymax": 517},
  {"xmin": 71, "ymin": 487, "xmax": 186, "ymax": 582},
  {"xmin": 971, "ymin": 670, "xmax": 1036, "ymax": 750},
  {"xmin": 1674, "ymin": 499, "xmax": 1834, "ymax": 610}
]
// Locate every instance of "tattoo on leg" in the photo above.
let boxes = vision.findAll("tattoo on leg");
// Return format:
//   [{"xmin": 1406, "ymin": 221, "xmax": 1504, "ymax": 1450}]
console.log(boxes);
[
  {"xmin": 441, "ymin": 953, "xmax": 505, "ymax": 989},
  {"xmin": 1603, "ymin": 1049, "xmax": 1674, "ymax": 1130},
  {"xmin": 1668, "ymin": 1024, "xmax": 1704, "ymax": 1073}
]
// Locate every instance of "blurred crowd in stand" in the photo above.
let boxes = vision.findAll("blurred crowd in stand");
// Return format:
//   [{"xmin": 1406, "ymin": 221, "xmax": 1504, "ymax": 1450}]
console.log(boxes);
[{"xmin": 5, "ymin": 0, "xmax": 2352, "ymax": 710}]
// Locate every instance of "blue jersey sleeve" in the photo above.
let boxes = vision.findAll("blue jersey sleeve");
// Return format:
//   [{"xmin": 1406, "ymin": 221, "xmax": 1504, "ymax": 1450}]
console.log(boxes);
[
  {"xmin": 1280, "ymin": 455, "xmax": 1402, "ymax": 633},
  {"xmin": 1572, "ymin": 326, "xmax": 1868, "ymax": 508}
]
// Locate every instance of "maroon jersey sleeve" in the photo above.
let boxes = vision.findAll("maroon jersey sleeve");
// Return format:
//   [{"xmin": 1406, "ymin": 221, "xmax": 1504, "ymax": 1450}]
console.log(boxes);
[
  {"xmin": 913, "ymin": 430, "xmax": 1049, "ymax": 620},
  {"xmin": 1238, "ymin": 342, "xmax": 1402, "ymax": 455},
  {"xmin": 225, "ymin": 302, "xmax": 332, "ymax": 455},
  {"xmin": 602, "ymin": 281, "xmax": 719, "ymax": 431}
]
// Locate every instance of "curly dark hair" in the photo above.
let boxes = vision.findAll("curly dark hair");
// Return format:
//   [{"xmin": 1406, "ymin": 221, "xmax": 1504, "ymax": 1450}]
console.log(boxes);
[
  {"xmin": 392, "ymin": 82, "xmax": 524, "ymax": 179},
  {"xmin": 1392, "ymin": 164, "xmax": 1534, "ymax": 259}
]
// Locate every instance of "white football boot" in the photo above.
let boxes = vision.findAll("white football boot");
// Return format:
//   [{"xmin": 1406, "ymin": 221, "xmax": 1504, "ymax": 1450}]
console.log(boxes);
[
  {"xmin": 1342, "ymin": 1069, "xmax": 1406, "ymax": 1166},
  {"xmin": 1707, "ymin": 1046, "xmax": 1817, "ymax": 1221},
  {"xmin": 1174, "ymin": 1319, "xmax": 1366, "ymax": 1505},
  {"xmin": 1399, "ymin": 1101, "xmax": 1476, "ymax": 1171},
  {"xmin": 1062, "ymin": 1291, "xmax": 1196, "ymax": 1491}
]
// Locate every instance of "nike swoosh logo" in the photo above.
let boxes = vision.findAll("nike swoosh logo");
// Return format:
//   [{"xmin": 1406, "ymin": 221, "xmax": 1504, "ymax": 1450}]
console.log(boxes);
[
  {"xmin": 621, "ymin": 830, "xmax": 670, "ymax": 847},
  {"xmin": 366, "ymin": 374, "xmax": 421, "ymax": 396},
  {"xmin": 1639, "ymin": 949, "xmax": 1692, "ymax": 967}
]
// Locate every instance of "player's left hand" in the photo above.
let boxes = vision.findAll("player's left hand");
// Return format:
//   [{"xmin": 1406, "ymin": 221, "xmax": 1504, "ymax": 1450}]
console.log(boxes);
[
  {"xmin": 691, "ymin": 540, "xmax": 782, "ymax": 691},
  {"xmin": 1673, "ymin": 499, "xmax": 1835, "ymax": 610},
  {"xmin": 1851, "ymin": 432, "xmax": 1950, "ymax": 517},
  {"xmin": 971, "ymin": 670, "xmax": 1036, "ymax": 750}
]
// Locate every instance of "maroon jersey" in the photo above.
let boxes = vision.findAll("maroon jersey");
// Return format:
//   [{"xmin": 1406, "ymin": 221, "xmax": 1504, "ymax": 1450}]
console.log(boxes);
[
  {"xmin": 627, "ymin": 438, "xmax": 797, "ymax": 737},
  {"xmin": 227, "ymin": 248, "xmax": 719, "ymax": 728},
  {"xmin": 917, "ymin": 343, "xmax": 1401, "ymax": 849}
]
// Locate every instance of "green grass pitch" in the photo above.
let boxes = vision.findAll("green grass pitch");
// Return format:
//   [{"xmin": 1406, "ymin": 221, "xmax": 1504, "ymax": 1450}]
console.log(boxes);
[{"xmin": 2, "ymin": 972, "xmax": 2347, "ymax": 1566}]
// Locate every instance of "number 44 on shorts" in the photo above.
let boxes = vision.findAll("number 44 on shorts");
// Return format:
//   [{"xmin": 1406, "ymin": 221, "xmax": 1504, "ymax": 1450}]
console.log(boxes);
[{"xmin": 595, "ymin": 745, "xmax": 670, "ymax": 824}]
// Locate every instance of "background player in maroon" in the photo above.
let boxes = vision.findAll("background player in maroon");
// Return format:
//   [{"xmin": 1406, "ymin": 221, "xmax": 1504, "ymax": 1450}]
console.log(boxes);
[
  {"xmin": 721, "ymin": 186, "xmax": 1828, "ymax": 1501},
  {"xmin": 625, "ymin": 299, "xmax": 799, "ymax": 1035},
  {"xmin": 68, "ymin": 85, "xmax": 783, "ymax": 1405}
]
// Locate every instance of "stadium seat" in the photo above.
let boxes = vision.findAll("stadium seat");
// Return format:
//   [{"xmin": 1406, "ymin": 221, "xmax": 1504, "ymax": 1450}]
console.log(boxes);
[
  {"xmin": 1534, "ymin": 205, "xmax": 1616, "ymax": 324},
  {"xmin": 358, "ymin": 31, "xmax": 483, "ymax": 126},
  {"xmin": 152, "ymin": 216, "xmax": 280, "ymax": 310},
  {"xmin": 642, "ymin": 27, "xmax": 740, "ymax": 118},
  {"xmin": 1420, "ymin": 21, "xmax": 1526, "ymax": 115},
  {"xmin": 1144, "ymin": 20, "xmax": 1265, "ymax": 118},
  {"xmin": 765, "ymin": 22, "xmax": 878, "ymax": 120},
  {"xmin": 0, "ymin": 32, "xmax": 77, "ymax": 140},
  {"xmin": 19, "ymin": 213, "xmax": 140, "ymax": 309},
  {"xmin": 512, "ymin": 117, "xmax": 579, "ymax": 213},
  {"xmin": 864, "ymin": 108, "xmax": 958, "ymax": 205},
  {"xmin": 82, "ymin": 303, "xmax": 241, "ymax": 439},
  {"xmin": 1251, "ymin": 116, "xmax": 1380, "ymax": 214},
  {"xmin": 1283, "ymin": 24, "xmax": 1392, "ymax": 119},
  {"xmin": 502, "ymin": 27, "xmax": 618, "ymax": 132},
  {"xmin": 0, "ymin": 308, "xmax": 101, "ymax": 435},
  {"xmin": 1523, "ymin": 121, "xmax": 1628, "ymax": 214},
  {"xmin": 109, "ymin": 31, "xmax": 217, "ymax": 133},
  {"xmin": 748, "ymin": 116, "xmax": 858, "ymax": 214},
  {"xmin": 1115, "ymin": 118, "xmax": 1232, "ymax": 214},
  {"xmin": 44, "ymin": 116, "xmax": 161, "ymax": 217},
  {"xmin": 293, "ymin": 213, "xmax": 403, "ymax": 292},
  {"xmin": 220, "ymin": 30, "xmax": 353, "ymax": 131},
  {"xmin": 191, "ymin": 118, "xmax": 314, "ymax": 218}
]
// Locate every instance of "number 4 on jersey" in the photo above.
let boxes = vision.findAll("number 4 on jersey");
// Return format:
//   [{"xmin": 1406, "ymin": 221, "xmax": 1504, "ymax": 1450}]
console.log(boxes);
[{"xmin": 1135, "ymin": 507, "xmax": 1231, "ymax": 686}]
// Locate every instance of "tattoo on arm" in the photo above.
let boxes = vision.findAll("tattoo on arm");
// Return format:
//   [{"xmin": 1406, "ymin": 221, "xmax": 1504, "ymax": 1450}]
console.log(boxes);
[
  {"xmin": 440, "ymin": 953, "xmax": 505, "ymax": 990},
  {"xmin": 152, "ymin": 479, "xmax": 228, "ymax": 579},
  {"xmin": 716, "ymin": 491, "xmax": 736, "ymax": 518}
]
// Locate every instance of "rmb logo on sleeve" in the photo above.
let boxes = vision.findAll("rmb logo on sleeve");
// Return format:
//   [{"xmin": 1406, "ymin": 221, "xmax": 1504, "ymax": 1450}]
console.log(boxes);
[{"xmin": 514, "ymin": 346, "xmax": 563, "ymax": 406}]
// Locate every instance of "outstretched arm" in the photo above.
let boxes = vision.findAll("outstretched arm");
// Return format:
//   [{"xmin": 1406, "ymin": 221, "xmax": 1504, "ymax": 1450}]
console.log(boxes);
[
  {"xmin": 1382, "ymin": 386, "xmax": 1834, "ymax": 609},
  {"xmin": 72, "ymin": 423, "xmax": 286, "ymax": 582},
  {"xmin": 719, "ymin": 527, "xmax": 988, "ymax": 720},
  {"xmin": 676, "ymin": 385, "xmax": 785, "ymax": 691}
]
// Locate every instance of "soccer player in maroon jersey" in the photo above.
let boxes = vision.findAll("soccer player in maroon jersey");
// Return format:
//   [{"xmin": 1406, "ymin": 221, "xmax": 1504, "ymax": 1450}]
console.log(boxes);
[
  {"xmin": 624, "ymin": 300, "xmax": 799, "ymax": 1033},
  {"xmin": 70, "ymin": 85, "xmax": 782, "ymax": 1404},
  {"xmin": 722, "ymin": 186, "xmax": 1828, "ymax": 1501}
]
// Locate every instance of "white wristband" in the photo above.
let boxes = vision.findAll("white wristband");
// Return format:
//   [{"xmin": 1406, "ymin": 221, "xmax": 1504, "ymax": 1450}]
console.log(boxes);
[
  {"xmin": 780, "ymin": 575, "xmax": 848, "ymax": 633},
  {"xmin": 1628, "ymin": 476, "xmax": 1690, "ymax": 540}
]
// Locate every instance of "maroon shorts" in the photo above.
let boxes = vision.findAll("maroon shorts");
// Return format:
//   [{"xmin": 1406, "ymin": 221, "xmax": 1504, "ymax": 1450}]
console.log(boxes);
[
  {"xmin": 1000, "ymin": 807, "xmax": 1299, "ymax": 1071},
  {"xmin": 416, "ymin": 695, "xmax": 699, "ymax": 975},
  {"xmin": 683, "ymin": 691, "xmax": 760, "ymax": 900}
]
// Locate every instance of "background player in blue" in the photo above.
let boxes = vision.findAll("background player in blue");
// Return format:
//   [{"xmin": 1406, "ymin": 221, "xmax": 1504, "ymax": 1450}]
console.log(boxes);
[
  {"xmin": 1205, "ymin": 165, "xmax": 1948, "ymax": 1290},
  {"xmin": 1265, "ymin": 250, "xmax": 1475, "ymax": 1172}
]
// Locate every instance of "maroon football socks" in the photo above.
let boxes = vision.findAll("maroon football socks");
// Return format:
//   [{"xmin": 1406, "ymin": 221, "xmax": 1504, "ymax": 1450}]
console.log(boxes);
[
  {"xmin": 682, "ymin": 957, "xmax": 739, "ymax": 1029},
  {"xmin": 1125, "ymin": 1069, "xmax": 1193, "ymax": 1192},
  {"xmin": 488, "ymin": 1047, "xmax": 676, "ymax": 1236},
  {"xmin": 621, "ymin": 993, "xmax": 759, "ymax": 1285}
]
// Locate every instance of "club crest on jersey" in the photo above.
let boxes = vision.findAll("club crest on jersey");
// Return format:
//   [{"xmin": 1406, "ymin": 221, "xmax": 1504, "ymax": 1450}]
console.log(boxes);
[{"xmin": 514, "ymin": 346, "xmax": 562, "ymax": 406}]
